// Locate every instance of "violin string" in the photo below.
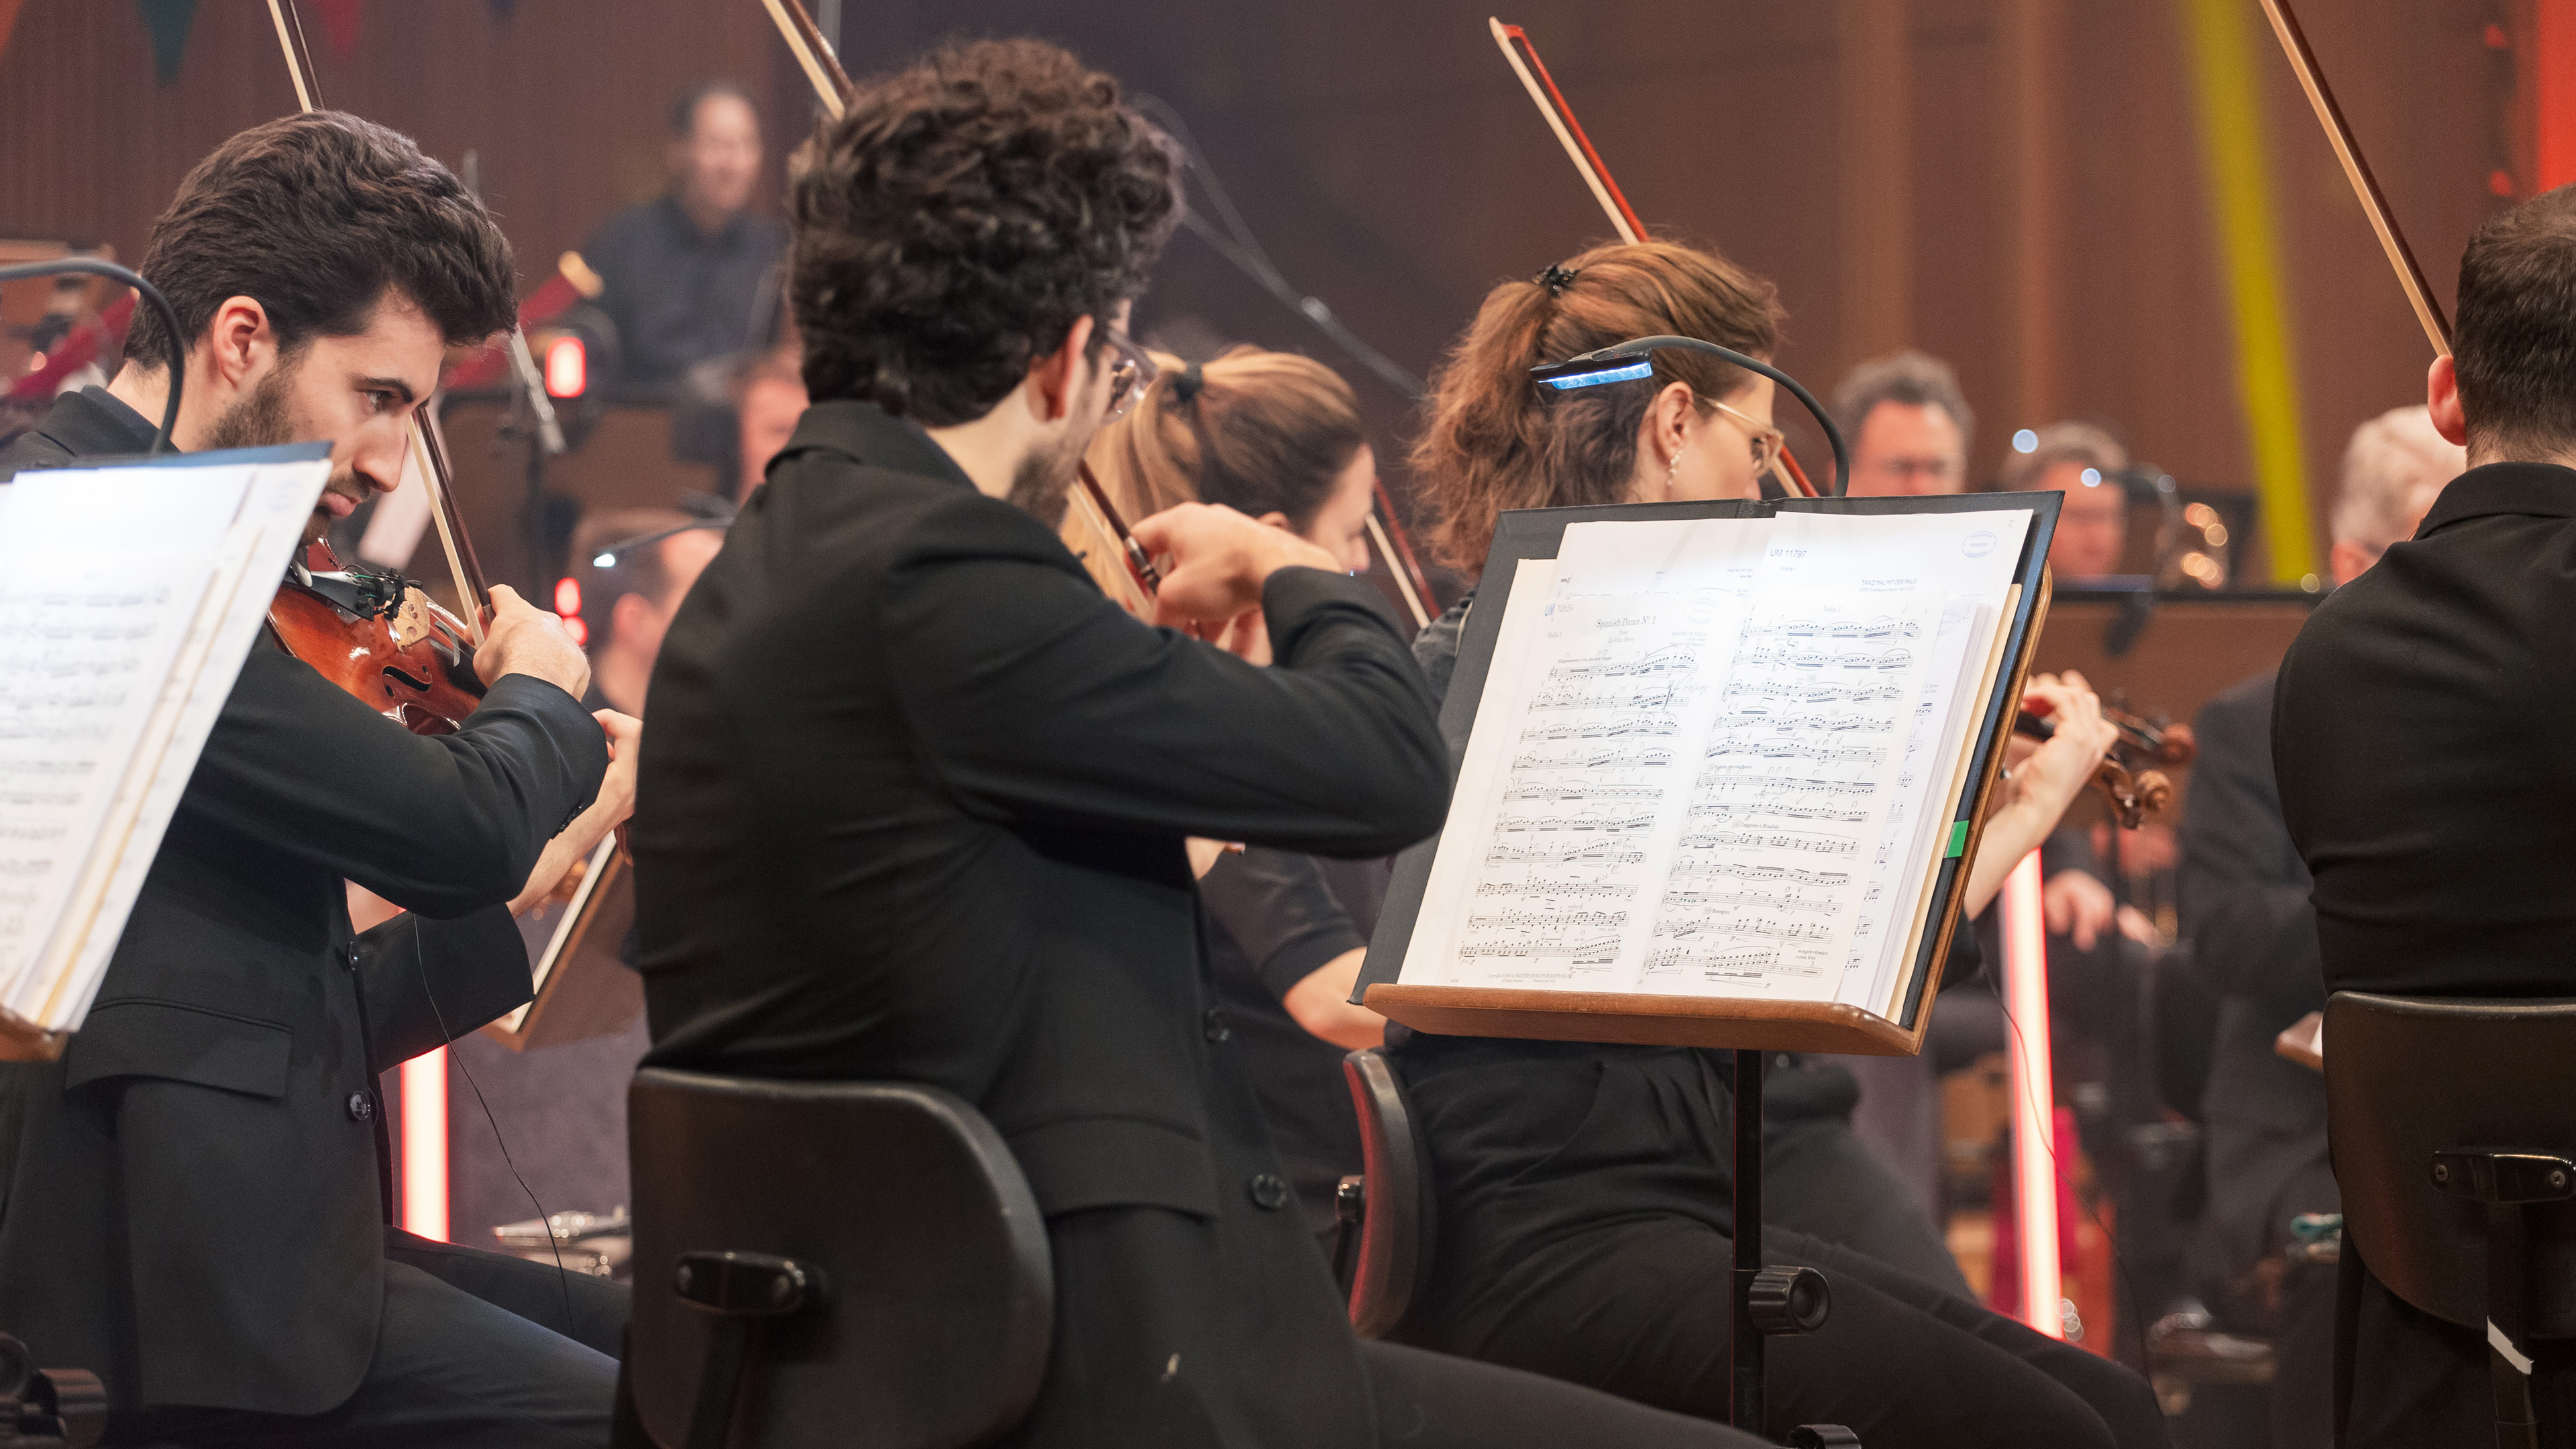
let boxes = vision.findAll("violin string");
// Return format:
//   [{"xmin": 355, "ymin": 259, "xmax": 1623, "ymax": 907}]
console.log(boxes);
[{"xmin": 412, "ymin": 950, "xmax": 578, "ymax": 1338}]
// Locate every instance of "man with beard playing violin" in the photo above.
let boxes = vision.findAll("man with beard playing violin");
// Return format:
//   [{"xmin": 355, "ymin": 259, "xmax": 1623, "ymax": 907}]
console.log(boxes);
[{"xmin": 0, "ymin": 111, "xmax": 637, "ymax": 1448}]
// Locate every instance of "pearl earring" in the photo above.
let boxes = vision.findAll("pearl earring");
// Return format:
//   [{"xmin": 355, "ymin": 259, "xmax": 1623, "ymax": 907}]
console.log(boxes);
[{"xmin": 1666, "ymin": 447, "xmax": 1683, "ymax": 496}]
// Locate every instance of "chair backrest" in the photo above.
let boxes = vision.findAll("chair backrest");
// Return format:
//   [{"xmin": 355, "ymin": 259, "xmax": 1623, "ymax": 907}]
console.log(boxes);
[
  {"xmin": 2323, "ymin": 991, "xmax": 2576, "ymax": 1336},
  {"xmin": 1342, "ymin": 1048, "xmax": 1433, "ymax": 1340},
  {"xmin": 627, "ymin": 1069, "xmax": 1053, "ymax": 1449}
]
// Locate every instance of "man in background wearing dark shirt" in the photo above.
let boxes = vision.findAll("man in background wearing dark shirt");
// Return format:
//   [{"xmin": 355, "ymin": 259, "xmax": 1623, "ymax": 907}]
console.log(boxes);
[
  {"xmin": 2182, "ymin": 405, "xmax": 2455, "ymax": 1449},
  {"xmin": 580, "ymin": 80, "xmax": 783, "ymax": 395},
  {"xmin": 2275, "ymin": 182, "xmax": 2576, "ymax": 1448}
]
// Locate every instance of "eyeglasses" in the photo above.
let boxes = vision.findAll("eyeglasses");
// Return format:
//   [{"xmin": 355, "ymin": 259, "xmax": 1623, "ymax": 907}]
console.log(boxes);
[
  {"xmin": 1099, "ymin": 325, "xmax": 1159, "ymax": 423},
  {"xmin": 1703, "ymin": 394, "xmax": 1786, "ymax": 476}
]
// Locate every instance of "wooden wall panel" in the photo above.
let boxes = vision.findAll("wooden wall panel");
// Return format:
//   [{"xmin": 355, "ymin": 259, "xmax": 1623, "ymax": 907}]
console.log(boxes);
[{"xmin": 0, "ymin": 0, "xmax": 2514, "ymax": 576}]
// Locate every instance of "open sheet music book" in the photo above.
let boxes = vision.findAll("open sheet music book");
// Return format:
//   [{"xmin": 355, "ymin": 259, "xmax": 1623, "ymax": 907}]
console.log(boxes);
[
  {"xmin": 0, "ymin": 448, "xmax": 329, "ymax": 1055},
  {"xmin": 1361, "ymin": 494, "xmax": 2054, "ymax": 1055}
]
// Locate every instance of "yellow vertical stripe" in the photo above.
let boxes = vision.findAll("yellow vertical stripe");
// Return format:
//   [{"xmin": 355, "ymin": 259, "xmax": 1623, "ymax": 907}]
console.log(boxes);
[{"xmin": 2180, "ymin": 0, "xmax": 2317, "ymax": 583}]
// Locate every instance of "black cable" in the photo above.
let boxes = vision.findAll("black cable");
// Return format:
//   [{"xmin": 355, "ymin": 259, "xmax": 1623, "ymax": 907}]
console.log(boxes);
[
  {"xmin": 413, "ymin": 946, "xmax": 577, "ymax": 1338},
  {"xmin": 1132, "ymin": 94, "xmax": 1429, "ymax": 404},
  {"xmin": 0, "ymin": 259, "xmax": 182, "ymax": 453}
]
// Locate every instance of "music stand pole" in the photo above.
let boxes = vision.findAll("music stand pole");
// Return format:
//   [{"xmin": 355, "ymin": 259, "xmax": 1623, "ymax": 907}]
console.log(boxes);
[{"xmin": 1732, "ymin": 1045, "xmax": 1766, "ymax": 1430}]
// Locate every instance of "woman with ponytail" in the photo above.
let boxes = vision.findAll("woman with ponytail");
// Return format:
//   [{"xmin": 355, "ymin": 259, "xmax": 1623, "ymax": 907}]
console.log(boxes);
[
  {"xmin": 1385, "ymin": 241, "xmax": 2165, "ymax": 1449},
  {"xmin": 1071, "ymin": 344, "xmax": 1399, "ymax": 1240}
]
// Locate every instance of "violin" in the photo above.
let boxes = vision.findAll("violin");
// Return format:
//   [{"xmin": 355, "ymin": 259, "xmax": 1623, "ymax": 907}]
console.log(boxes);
[
  {"xmin": 259, "ymin": 0, "xmax": 497, "ymax": 735},
  {"xmin": 2014, "ymin": 698, "xmax": 2196, "ymax": 830},
  {"xmin": 271, "ymin": 544, "xmax": 488, "ymax": 735}
]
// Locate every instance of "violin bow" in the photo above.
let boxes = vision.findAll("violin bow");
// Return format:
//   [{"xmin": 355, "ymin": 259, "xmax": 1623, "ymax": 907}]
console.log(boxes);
[
  {"xmin": 2255, "ymin": 0, "xmax": 2452, "ymax": 356},
  {"xmin": 1489, "ymin": 19, "xmax": 1820, "ymax": 498},
  {"xmin": 265, "ymin": 0, "xmax": 492, "ymax": 643}
]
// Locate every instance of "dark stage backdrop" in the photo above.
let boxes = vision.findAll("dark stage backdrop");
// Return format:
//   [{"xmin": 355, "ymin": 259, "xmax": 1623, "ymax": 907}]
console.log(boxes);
[{"xmin": 0, "ymin": 0, "xmax": 2518, "ymax": 573}]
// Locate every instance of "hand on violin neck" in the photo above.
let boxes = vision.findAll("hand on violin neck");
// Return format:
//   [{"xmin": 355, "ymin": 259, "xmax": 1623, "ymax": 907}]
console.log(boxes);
[
  {"xmin": 1129, "ymin": 502, "xmax": 1339, "ymax": 641},
  {"xmin": 2004, "ymin": 671, "xmax": 2118, "ymax": 824},
  {"xmin": 474, "ymin": 584, "xmax": 591, "ymax": 700},
  {"xmin": 1962, "ymin": 669, "xmax": 2119, "ymax": 914}
]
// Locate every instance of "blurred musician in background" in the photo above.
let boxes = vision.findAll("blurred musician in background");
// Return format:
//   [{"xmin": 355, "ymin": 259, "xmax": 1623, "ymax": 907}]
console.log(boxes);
[
  {"xmin": 572, "ymin": 506, "xmax": 732, "ymax": 715},
  {"xmin": 2000, "ymin": 421, "xmax": 2133, "ymax": 580},
  {"xmin": 1081, "ymin": 343, "xmax": 1393, "ymax": 1244},
  {"xmin": 580, "ymin": 80, "xmax": 784, "ymax": 397},
  {"xmin": 1396, "ymin": 239, "xmax": 2164, "ymax": 1448},
  {"xmin": 730, "ymin": 343, "xmax": 806, "ymax": 500},
  {"xmin": 2181, "ymin": 404, "xmax": 2456, "ymax": 1449},
  {"xmin": 1832, "ymin": 348, "xmax": 1974, "ymax": 497},
  {"xmin": 0, "ymin": 112, "xmax": 632, "ymax": 1448},
  {"xmin": 2271, "ymin": 190, "xmax": 2576, "ymax": 1445},
  {"xmin": 630, "ymin": 39, "xmax": 1768, "ymax": 1448}
]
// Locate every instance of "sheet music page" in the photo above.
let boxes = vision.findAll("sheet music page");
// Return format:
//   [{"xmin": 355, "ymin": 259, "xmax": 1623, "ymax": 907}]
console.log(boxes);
[
  {"xmin": 0, "ymin": 461, "xmax": 326, "ymax": 1032},
  {"xmin": 49, "ymin": 463, "xmax": 328, "ymax": 1025},
  {"xmin": 1640, "ymin": 586, "xmax": 1937, "ymax": 1001},
  {"xmin": 1397, "ymin": 505, "xmax": 2037, "ymax": 1017},
  {"xmin": 1403, "ymin": 521, "xmax": 1769, "ymax": 989},
  {"xmin": 1751, "ymin": 509, "xmax": 2032, "ymax": 1010}
]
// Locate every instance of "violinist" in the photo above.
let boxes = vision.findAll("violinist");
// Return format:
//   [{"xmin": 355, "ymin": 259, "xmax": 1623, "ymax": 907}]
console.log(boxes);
[
  {"xmin": 2273, "ymin": 185, "xmax": 2576, "ymax": 1448},
  {"xmin": 1078, "ymin": 343, "xmax": 1397, "ymax": 1242},
  {"xmin": 1394, "ymin": 238, "xmax": 2165, "ymax": 1448},
  {"xmin": 2184, "ymin": 405, "xmax": 2456, "ymax": 1449},
  {"xmin": 0, "ymin": 112, "xmax": 634, "ymax": 1446},
  {"xmin": 632, "ymin": 38, "xmax": 1765, "ymax": 1448}
]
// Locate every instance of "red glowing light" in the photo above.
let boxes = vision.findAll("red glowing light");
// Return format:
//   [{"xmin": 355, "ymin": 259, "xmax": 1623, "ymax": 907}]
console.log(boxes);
[{"xmin": 544, "ymin": 335, "xmax": 586, "ymax": 398}]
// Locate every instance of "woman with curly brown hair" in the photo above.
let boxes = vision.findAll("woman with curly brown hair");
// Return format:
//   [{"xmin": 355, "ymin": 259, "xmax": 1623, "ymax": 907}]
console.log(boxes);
[{"xmin": 1385, "ymin": 239, "xmax": 2169, "ymax": 1448}]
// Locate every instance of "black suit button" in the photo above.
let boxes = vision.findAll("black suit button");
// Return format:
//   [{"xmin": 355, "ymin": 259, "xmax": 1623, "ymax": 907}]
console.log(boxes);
[
  {"xmin": 347, "ymin": 1091, "xmax": 375, "ymax": 1122},
  {"xmin": 342, "ymin": 942, "xmax": 362, "ymax": 970},
  {"xmin": 1203, "ymin": 1008, "xmax": 1231, "ymax": 1042},
  {"xmin": 1248, "ymin": 1173, "xmax": 1290, "ymax": 1211}
]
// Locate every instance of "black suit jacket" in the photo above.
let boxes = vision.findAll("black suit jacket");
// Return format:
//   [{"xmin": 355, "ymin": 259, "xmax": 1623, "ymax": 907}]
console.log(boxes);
[
  {"xmin": 633, "ymin": 400, "xmax": 1448, "ymax": 1442},
  {"xmin": 0, "ymin": 395, "xmax": 608, "ymax": 1413},
  {"xmin": 2182, "ymin": 668, "xmax": 2326, "ymax": 1135},
  {"xmin": 2275, "ymin": 463, "xmax": 2576, "ymax": 998}
]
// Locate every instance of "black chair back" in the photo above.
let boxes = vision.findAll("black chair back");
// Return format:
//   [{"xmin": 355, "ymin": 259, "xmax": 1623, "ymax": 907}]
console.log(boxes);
[
  {"xmin": 625, "ymin": 1069, "xmax": 1052, "ymax": 1449},
  {"xmin": 2323, "ymin": 991, "xmax": 2576, "ymax": 1338},
  {"xmin": 1340, "ymin": 1048, "xmax": 1433, "ymax": 1340}
]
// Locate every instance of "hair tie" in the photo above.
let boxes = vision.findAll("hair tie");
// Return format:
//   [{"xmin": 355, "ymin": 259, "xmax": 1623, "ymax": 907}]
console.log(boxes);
[
  {"xmin": 1170, "ymin": 362, "xmax": 1205, "ymax": 402},
  {"xmin": 1535, "ymin": 262, "xmax": 1581, "ymax": 297}
]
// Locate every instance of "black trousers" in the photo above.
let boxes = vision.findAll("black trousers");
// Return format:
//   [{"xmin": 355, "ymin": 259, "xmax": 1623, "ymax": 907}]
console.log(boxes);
[
  {"xmin": 104, "ymin": 1230, "xmax": 627, "ymax": 1447},
  {"xmin": 1356, "ymin": 1338, "xmax": 1766, "ymax": 1447},
  {"xmin": 1411, "ymin": 1216, "xmax": 2167, "ymax": 1449},
  {"xmin": 1764, "ymin": 1112, "xmax": 1978, "ymax": 1300}
]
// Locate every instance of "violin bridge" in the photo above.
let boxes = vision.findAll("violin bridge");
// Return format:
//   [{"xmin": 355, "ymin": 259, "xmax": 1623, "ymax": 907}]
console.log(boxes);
[{"xmin": 388, "ymin": 586, "xmax": 433, "ymax": 649}]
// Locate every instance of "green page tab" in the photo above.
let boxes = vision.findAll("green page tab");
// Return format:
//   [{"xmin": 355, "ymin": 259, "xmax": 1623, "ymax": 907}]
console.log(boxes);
[{"xmin": 1944, "ymin": 819, "xmax": 1971, "ymax": 859}]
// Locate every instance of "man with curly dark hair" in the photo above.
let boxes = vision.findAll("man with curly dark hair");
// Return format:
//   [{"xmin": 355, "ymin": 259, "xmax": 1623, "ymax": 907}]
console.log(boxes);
[{"xmin": 633, "ymin": 37, "xmax": 1767, "ymax": 1449}]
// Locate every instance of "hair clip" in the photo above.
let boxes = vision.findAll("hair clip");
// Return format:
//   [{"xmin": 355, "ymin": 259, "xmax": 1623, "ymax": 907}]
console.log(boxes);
[
  {"xmin": 1534, "ymin": 262, "xmax": 1581, "ymax": 297},
  {"xmin": 1170, "ymin": 361, "xmax": 1205, "ymax": 402}
]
